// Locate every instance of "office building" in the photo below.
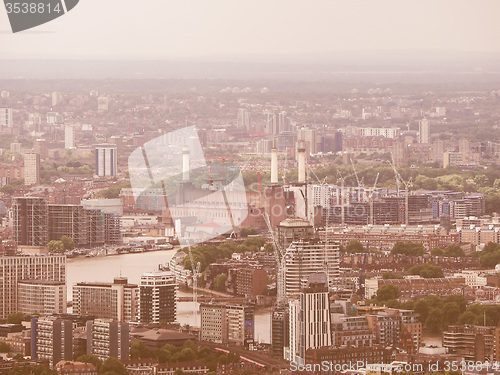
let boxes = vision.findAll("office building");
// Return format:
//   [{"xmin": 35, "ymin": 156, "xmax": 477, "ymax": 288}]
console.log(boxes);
[
  {"xmin": 0, "ymin": 255, "xmax": 66, "ymax": 319},
  {"xmin": 444, "ymin": 325, "xmax": 496, "ymax": 361},
  {"xmin": 331, "ymin": 314, "xmax": 375, "ymax": 348},
  {"xmin": 227, "ymin": 267, "xmax": 267, "ymax": 298},
  {"xmin": 24, "ymin": 153, "xmax": 40, "ymax": 185},
  {"xmin": 297, "ymin": 127, "xmax": 317, "ymax": 154},
  {"xmin": 271, "ymin": 306, "xmax": 289, "ymax": 358},
  {"xmin": 366, "ymin": 313, "xmax": 401, "ymax": 348},
  {"xmin": 17, "ymin": 280, "xmax": 66, "ymax": 315},
  {"xmin": 95, "ymin": 145, "xmax": 117, "ymax": 176},
  {"xmin": 237, "ymin": 108, "xmax": 250, "ymax": 129},
  {"xmin": 359, "ymin": 127, "xmax": 400, "ymax": 138},
  {"xmin": 65, "ymin": 125, "xmax": 74, "ymax": 149},
  {"xmin": 0, "ymin": 107, "xmax": 13, "ymax": 127},
  {"xmin": 86, "ymin": 319, "xmax": 130, "ymax": 362},
  {"xmin": 443, "ymin": 151, "xmax": 465, "ymax": 168},
  {"xmin": 51, "ymin": 92, "xmax": 61, "ymax": 106},
  {"xmin": 31, "ymin": 316, "xmax": 73, "ymax": 368},
  {"xmin": 139, "ymin": 271, "xmax": 177, "ymax": 324},
  {"xmin": 283, "ymin": 240, "xmax": 340, "ymax": 297},
  {"xmin": 97, "ymin": 96, "xmax": 109, "ymax": 111},
  {"xmin": 73, "ymin": 277, "xmax": 139, "ymax": 322},
  {"xmin": 289, "ymin": 273, "xmax": 331, "ymax": 363},
  {"xmin": 13, "ymin": 197, "xmax": 48, "ymax": 247},
  {"xmin": 200, "ymin": 302, "xmax": 254, "ymax": 346},
  {"xmin": 418, "ymin": 118, "xmax": 430, "ymax": 144}
]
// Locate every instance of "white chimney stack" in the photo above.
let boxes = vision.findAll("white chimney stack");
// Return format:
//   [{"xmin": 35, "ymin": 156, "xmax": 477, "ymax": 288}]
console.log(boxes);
[
  {"xmin": 298, "ymin": 144, "xmax": 306, "ymax": 183},
  {"xmin": 182, "ymin": 146, "xmax": 190, "ymax": 182},
  {"xmin": 271, "ymin": 147, "xmax": 278, "ymax": 184}
]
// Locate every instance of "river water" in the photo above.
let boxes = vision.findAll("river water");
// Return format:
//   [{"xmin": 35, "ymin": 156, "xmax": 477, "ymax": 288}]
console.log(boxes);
[{"xmin": 66, "ymin": 249, "xmax": 271, "ymax": 343}]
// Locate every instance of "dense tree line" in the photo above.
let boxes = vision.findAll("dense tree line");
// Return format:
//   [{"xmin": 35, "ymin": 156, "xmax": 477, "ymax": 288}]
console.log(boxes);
[
  {"xmin": 181, "ymin": 237, "xmax": 266, "ymax": 273},
  {"xmin": 129, "ymin": 339, "xmax": 240, "ymax": 373}
]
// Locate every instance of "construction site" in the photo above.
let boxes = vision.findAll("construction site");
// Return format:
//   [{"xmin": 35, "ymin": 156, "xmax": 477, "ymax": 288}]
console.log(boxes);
[{"xmin": 14, "ymin": 197, "xmax": 122, "ymax": 248}]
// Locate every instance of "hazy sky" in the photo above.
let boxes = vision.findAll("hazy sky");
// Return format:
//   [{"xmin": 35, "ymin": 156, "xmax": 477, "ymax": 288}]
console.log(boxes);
[{"xmin": 1, "ymin": 0, "xmax": 500, "ymax": 60}]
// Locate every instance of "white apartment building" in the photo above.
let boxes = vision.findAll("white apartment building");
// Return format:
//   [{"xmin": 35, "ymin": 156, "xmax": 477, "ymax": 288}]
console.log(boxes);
[
  {"xmin": 283, "ymin": 240, "xmax": 340, "ymax": 297},
  {"xmin": 0, "ymin": 255, "xmax": 66, "ymax": 319},
  {"xmin": 18, "ymin": 280, "xmax": 66, "ymax": 315},
  {"xmin": 73, "ymin": 277, "xmax": 139, "ymax": 322}
]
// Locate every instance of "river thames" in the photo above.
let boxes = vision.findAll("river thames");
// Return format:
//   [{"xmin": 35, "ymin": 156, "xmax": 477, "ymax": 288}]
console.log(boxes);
[{"xmin": 66, "ymin": 249, "xmax": 271, "ymax": 343}]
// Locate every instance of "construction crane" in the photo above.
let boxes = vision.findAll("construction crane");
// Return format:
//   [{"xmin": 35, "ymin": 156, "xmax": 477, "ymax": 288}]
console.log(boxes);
[
  {"xmin": 389, "ymin": 156, "xmax": 413, "ymax": 225},
  {"xmin": 389, "ymin": 153, "xmax": 401, "ymax": 195},
  {"xmin": 358, "ymin": 242, "xmax": 370, "ymax": 300},
  {"xmin": 369, "ymin": 173, "xmax": 380, "ymax": 225},
  {"xmin": 350, "ymin": 157, "xmax": 364, "ymax": 188},
  {"xmin": 336, "ymin": 171, "xmax": 357, "ymax": 226},
  {"xmin": 263, "ymin": 212, "xmax": 286, "ymax": 304},
  {"xmin": 186, "ymin": 243, "xmax": 201, "ymax": 327},
  {"xmin": 406, "ymin": 111, "xmax": 417, "ymax": 131}
]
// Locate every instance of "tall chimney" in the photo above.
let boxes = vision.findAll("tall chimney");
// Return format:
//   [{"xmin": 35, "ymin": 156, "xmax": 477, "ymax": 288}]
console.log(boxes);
[
  {"xmin": 271, "ymin": 147, "xmax": 278, "ymax": 184},
  {"xmin": 298, "ymin": 143, "xmax": 306, "ymax": 183},
  {"xmin": 182, "ymin": 146, "xmax": 190, "ymax": 182}
]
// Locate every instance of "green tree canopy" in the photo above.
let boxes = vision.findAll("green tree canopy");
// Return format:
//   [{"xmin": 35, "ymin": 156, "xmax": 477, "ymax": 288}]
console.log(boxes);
[
  {"xmin": 240, "ymin": 227, "xmax": 258, "ymax": 238},
  {"xmin": 382, "ymin": 272, "xmax": 404, "ymax": 280},
  {"xmin": 47, "ymin": 240, "xmax": 64, "ymax": 253},
  {"xmin": 443, "ymin": 244, "xmax": 465, "ymax": 257},
  {"xmin": 99, "ymin": 357, "xmax": 127, "ymax": 375},
  {"xmin": 213, "ymin": 273, "xmax": 228, "ymax": 291},
  {"xmin": 376, "ymin": 284, "xmax": 399, "ymax": 303},
  {"xmin": 60, "ymin": 236, "xmax": 74, "ymax": 250},
  {"xmin": 407, "ymin": 263, "xmax": 444, "ymax": 278},
  {"xmin": 76, "ymin": 355, "xmax": 102, "ymax": 371},
  {"xmin": 7, "ymin": 312, "xmax": 27, "ymax": 324},
  {"xmin": 346, "ymin": 240, "xmax": 365, "ymax": 253},
  {"xmin": 391, "ymin": 241, "xmax": 425, "ymax": 256}
]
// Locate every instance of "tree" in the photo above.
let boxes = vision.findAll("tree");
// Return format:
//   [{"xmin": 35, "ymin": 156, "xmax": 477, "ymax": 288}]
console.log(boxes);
[
  {"xmin": 457, "ymin": 311, "xmax": 478, "ymax": 325},
  {"xmin": 391, "ymin": 242, "xmax": 425, "ymax": 256},
  {"xmin": 76, "ymin": 355, "xmax": 102, "ymax": 371},
  {"xmin": 414, "ymin": 300, "xmax": 429, "ymax": 323},
  {"xmin": 431, "ymin": 247, "xmax": 444, "ymax": 256},
  {"xmin": 346, "ymin": 240, "xmax": 364, "ymax": 253},
  {"xmin": 442, "ymin": 302, "xmax": 461, "ymax": 327},
  {"xmin": 7, "ymin": 312, "xmax": 26, "ymax": 324},
  {"xmin": 426, "ymin": 308, "xmax": 443, "ymax": 332},
  {"xmin": 99, "ymin": 357, "xmax": 127, "ymax": 375},
  {"xmin": 0, "ymin": 184, "xmax": 14, "ymax": 195},
  {"xmin": 240, "ymin": 227, "xmax": 258, "ymax": 238},
  {"xmin": 382, "ymin": 272, "xmax": 404, "ymax": 280},
  {"xmin": 408, "ymin": 263, "xmax": 444, "ymax": 278},
  {"xmin": 179, "ymin": 347, "xmax": 197, "ymax": 361},
  {"xmin": 130, "ymin": 341, "xmax": 154, "ymax": 359},
  {"xmin": 60, "ymin": 236, "xmax": 74, "ymax": 250},
  {"xmin": 376, "ymin": 284, "xmax": 399, "ymax": 303},
  {"xmin": 47, "ymin": 240, "xmax": 64, "ymax": 253},
  {"xmin": 444, "ymin": 244, "xmax": 465, "ymax": 257},
  {"xmin": 213, "ymin": 273, "xmax": 228, "ymax": 291}
]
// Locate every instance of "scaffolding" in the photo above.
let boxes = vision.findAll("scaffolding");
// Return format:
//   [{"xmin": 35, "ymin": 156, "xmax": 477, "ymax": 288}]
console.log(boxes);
[
  {"xmin": 104, "ymin": 212, "xmax": 122, "ymax": 244},
  {"xmin": 15, "ymin": 198, "xmax": 121, "ymax": 248},
  {"xmin": 13, "ymin": 197, "xmax": 48, "ymax": 246},
  {"xmin": 48, "ymin": 204, "xmax": 88, "ymax": 246}
]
